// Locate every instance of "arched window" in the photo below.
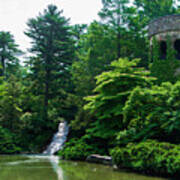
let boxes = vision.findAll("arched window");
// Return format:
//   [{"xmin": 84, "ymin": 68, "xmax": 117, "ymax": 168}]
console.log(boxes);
[
  {"xmin": 159, "ymin": 41, "xmax": 167, "ymax": 60},
  {"xmin": 174, "ymin": 39, "xmax": 180, "ymax": 60}
]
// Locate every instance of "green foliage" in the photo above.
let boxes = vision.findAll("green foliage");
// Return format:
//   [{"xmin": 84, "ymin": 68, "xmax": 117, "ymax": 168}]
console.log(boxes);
[
  {"xmin": 99, "ymin": 0, "xmax": 131, "ymax": 58},
  {"xmin": 111, "ymin": 140, "xmax": 180, "ymax": 177},
  {"xmin": 0, "ymin": 5, "xmax": 76, "ymax": 154},
  {"xmin": 150, "ymin": 37, "xmax": 180, "ymax": 84},
  {"xmin": 59, "ymin": 128, "xmax": 110, "ymax": 160},
  {"xmin": 84, "ymin": 58, "xmax": 154, "ymax": 141},
  {"xmin": 0, "ymin": 75, "xmax": 48, "ymax": 152},
  {"xmin": 72, "ymin": 21, "xmax": 118, "ymax": 96},
  {"xmin": 150, "ymin": 58, "xmax": 180, "ymax": 83},
  {"xmin": 1, "ymin": 5, "xmax": 180, "ymax": 180},
  {"xmin": 85, "ymin": 58, "xmax": 153, "ymax": 120},
  {"xmin": 134, "ymin": 0, "xmax": 177, "ymax": 20},
  {"xmin": 0, "ymin": 31, "xmax": 22, "ymax": 77},
  {"xmin": 0, "ymin": 76, "xmax": 23, "ymax": 132},
  {"xmin": 99, "ymin": 0, "xmax": 149, "ymax": 66},
  {"xmin": 58, "ymin": 138, "xmax": 98, "ymax": 160},
  {"xmin": 25, "ymin": 4, "xmax": 75, "ymax": 122},
  {"xmin": 70, "ymin": 21, "xmax": 118, "ymax": 130},
  {"xmin": 120, "ymin": 81, "xmax": 180, "ymax": 145},
  {"xmin": 0, "ymin": 126, "xmax": 21, "ymax": 154}
]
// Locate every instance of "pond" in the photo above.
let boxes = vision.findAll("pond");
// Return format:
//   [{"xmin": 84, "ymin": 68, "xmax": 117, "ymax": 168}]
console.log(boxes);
[{"xmin": 0, "ymin": 155, "xmax": 168, "ymax": 180}]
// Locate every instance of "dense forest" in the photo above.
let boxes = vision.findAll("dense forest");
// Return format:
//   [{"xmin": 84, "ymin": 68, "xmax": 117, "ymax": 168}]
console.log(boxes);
[{"xmin": 1, "ymin": 0, "xmax": 180, "ymax": 177}]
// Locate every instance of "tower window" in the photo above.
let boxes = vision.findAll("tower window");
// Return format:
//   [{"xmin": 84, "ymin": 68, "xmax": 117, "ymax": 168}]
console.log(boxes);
[
  {"xmin": 159, "ymin": 41, "xmax": 167, "ymax": 60},
  {"xmin": 174, "ymin": 39, "xmax": 180, "ymax": 60}
]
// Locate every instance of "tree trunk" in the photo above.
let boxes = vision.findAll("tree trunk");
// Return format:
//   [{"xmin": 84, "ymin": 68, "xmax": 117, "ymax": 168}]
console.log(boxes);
[
  {"xmin": 43, "ymin": 26, "xmax": 53, "ymax": 122},
  {"xmin": 44, "ymin": 69, "xmax": 49, "ymax": 122},
  {"xmin": 117, "ymin": 29, "xmax": 121, "ymax": 59},
  {"xmin": 1, "ymin": 56, "xmax": 5, "ymax": 76},
  {"xmin": 117, "ymin": 2, "xmax": 121, "ymax": 59}
]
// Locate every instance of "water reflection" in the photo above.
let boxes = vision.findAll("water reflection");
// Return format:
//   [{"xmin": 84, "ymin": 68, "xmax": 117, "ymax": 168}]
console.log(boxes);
[
  {"xmin": 48, "ymin": 155, "xmax": 64, "ymax": 179},
  {"xmin": 26, "ymin": 155, "xmax": 65, "ymax": 180},
  {"xmin": 0, "ymin": 155, "xmax": 58, "ymax": 180},
  {"xmin": 0, "ymin": 155, "xmax": 168, "ymax": 180},
  {"xmin": 59, "ymin": 160, "xmax": 167, "ymax": 180}
]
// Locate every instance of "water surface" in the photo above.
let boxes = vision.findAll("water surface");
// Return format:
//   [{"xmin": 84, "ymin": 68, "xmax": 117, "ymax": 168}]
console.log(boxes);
[{"xmin": 0, "ymin": 155, "xmax": 168, "ymax": 180}]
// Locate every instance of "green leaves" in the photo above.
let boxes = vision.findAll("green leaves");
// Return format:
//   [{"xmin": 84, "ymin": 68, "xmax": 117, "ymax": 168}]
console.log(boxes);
[
  {"xmin": 121, "ymin": 81, "xmax": 180, "ymax": 145},
  {"xmin": 150, "ymin": 37, "xmax": 180, "ymax": 84},
  {"xmin": 0, "ymin": 76, "xmax": 23, "ymax": 132},
  {"xmin": 111, "ymin": 140, "xmax": 180, "ymax": 176},
  {"xmin": 134, "ymin": 0, "xmax": 177, "ymax": 20},
  {"xmin": 25, "ymin": 4, "xmax": 75, "ymax": 122},
  {"xmin": 0, "ymin": 31, "xmax": 22, "ymax": 76},
  {"xmin": 84, "ymin": 58, "xmax": 154, "ymax": 122},
  {"xmin": 58, "ymin": 138, "xmax": 104, "ymax": 160},
  {"xmin": 0, "ymin": 126, "xmax": 21, "ymax": 154},
  {"xmin": 83, "ymin": 58, "xmax": 154, "ymax": 143}
]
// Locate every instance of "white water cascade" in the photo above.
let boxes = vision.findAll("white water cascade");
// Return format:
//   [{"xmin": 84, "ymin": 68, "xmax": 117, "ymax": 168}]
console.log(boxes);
[{"xmin": 43, "ymin": 121, "xmax": 69, "ymax": 155}]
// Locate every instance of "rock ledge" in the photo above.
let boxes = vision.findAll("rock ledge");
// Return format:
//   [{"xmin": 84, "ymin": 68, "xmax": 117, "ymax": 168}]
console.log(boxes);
[{"xmin": 86, "ymin": 154, "xmax": 112, "ymax": 165}]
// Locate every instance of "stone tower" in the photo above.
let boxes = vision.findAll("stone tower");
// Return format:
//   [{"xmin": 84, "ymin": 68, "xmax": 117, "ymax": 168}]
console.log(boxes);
[{"xmin": 149, "ymin": 15, "xmax": 180, "ymax": 60}]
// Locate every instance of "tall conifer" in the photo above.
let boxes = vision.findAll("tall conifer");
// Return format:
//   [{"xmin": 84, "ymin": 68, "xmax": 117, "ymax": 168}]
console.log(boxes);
[{"xmin": 25, "ymin": 5, "xmax": 74, "ymax": 122}]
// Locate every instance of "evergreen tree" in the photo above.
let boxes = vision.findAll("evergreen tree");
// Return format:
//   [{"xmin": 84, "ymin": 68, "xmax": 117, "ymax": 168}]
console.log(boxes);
[
  {"xmin": 71, "ymin": 22, "xmax": 117, "ymax": 129},
  {"xmin": 0, "ymin": 31, "xmax": 22, "ymax": 76},
  {"xmin": 25, "ymin": 5, "xmax": 74, "ymax": 122},
  {"xmin": 98, "ymin": 0, "xmax": 130, "ymax": 58},
  {"xmin": 134, "ymin": 0, "xmax": 177, "ymax": 20},
  {"xmin": 0, "ymin": 76, "xmax": 23, "ymax": 133},
  {"xmin": 72, "ymin": 24, "xmax": 87, "ymax": 45}
]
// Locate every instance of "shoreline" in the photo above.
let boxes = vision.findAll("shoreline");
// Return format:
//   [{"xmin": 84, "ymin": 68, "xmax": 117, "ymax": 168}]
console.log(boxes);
[{"xmin": 59, "ymin": 155, "xmax": 169, "ymax": 179}]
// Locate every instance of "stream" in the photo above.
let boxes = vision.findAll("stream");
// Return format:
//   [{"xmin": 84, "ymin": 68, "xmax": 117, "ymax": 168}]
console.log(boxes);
[{"xmin": 0, "ymin": 155, "xmax": 168, "ymax": 180}]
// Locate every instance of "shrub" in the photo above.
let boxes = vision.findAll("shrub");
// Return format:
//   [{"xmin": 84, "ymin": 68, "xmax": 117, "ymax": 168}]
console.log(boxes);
[
  {"xmin": 58, "ymin": 138, "xmax": 98, "ymax": 160},
  {"xmin": 0, "ymin": 126, "xmax": 21, "ymax": 154},
  {"xmin": 111, "ymin": 140, "xmax": 180, "ymax": 177},
  {"xmin": 119, "ymin": 81, "xmax": 180, "ymax": 145}
]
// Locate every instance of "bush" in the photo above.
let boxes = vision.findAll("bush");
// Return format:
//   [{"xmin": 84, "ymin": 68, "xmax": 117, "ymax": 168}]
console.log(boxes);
[
  {"xmin": 0, "ymin": 126, "xmax": 21, "ymax": 154},
  {"xmin": 58, "ymin": 138, "xmax": 97, "ymax": 160},
  {"xmin": 111, "ymin": 140, "xmax": 180, "ymax": 177},
  {"xmin": 120, "ymin": 81, "xmax": 180, "ymax": 145},
  {"xmin": 150, "ymin": 58, "xmax": 180, "ymax": 84}
]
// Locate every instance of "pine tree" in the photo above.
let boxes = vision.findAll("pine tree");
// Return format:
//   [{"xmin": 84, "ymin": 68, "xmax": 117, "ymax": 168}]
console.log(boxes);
[
  {"xmin": 98, "ymin": 0, "xmax": 130, "ymax": 58},
  {"xmin": 134, "ymin": 0, "xmax": 177, "ymax": 20},
  {"xmin": 0, "ymin": 31, "xmax": 22, "ymax": 76},
  {"xmin": 25, "ymin": 5, "xmax": 74, "ymax": 122}
]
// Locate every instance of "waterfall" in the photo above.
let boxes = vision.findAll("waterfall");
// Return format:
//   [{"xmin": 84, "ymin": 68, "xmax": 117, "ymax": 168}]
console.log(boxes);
[{"xmin": 43, "ymin": 121, "xmax": 69, "ymax": 155}]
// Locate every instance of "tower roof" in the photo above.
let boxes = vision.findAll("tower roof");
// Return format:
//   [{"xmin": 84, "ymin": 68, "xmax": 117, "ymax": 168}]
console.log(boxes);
[{"xmin": 149, "ymin": 14, "xmax": 180, "ymax": 37}]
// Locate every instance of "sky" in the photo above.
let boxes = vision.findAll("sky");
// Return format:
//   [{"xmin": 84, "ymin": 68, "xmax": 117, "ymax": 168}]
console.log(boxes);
[{"xmin": 0, "ymin": 0, "xmax": 102, "ymax": 54}]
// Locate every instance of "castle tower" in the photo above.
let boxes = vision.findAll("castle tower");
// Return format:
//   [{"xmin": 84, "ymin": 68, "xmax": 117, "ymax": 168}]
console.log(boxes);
[{"xmin": 149, "ymin": 15, "xmax": 180, "ymax": 60}]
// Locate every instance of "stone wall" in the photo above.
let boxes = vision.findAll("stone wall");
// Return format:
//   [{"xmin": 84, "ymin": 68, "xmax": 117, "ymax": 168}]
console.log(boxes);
[
  {"xmin": 149, "ymin": 15, "xmax": 180, "ymax": 38},
  {"xmin": 149, "ymin": 31, "xmax": 180, "ymax": 45}
]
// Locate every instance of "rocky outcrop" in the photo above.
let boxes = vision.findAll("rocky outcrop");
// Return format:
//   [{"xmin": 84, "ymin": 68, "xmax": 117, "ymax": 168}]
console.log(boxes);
[{"xmin": 86, "ymin": 154, "xmax": 112, "ymax": 165}]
